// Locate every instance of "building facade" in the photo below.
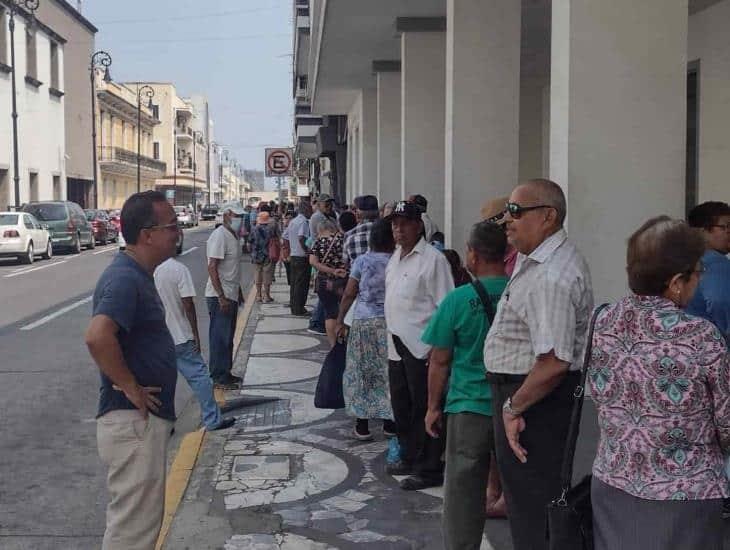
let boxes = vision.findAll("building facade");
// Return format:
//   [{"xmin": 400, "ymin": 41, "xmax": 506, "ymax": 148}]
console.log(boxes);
[
  {"xmin": 36, "ymin": 0, "xmax": 96, "ymax": 208},
  {"xmin": 95, "ymin": 78, "xmax": 165, "ymax": 209},
  {"xmin": 0, "ymin": 2, "xmax": 66, "ymax": 210},
  {"xmin": 296, "ymin": 0, "xmax": 730, "ymax": 302}
]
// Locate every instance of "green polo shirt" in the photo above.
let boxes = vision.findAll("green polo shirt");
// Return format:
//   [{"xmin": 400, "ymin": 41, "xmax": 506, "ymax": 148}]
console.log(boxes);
[{"xmin": 421, "ymin": 276, "xmax": 509, "ymax": 416}]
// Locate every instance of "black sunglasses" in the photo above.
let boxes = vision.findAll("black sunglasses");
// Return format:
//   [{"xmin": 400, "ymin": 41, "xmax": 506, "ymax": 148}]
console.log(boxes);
[{"xmin": 505, "ymin": 202, "xmax": 553, "ymax": 220}]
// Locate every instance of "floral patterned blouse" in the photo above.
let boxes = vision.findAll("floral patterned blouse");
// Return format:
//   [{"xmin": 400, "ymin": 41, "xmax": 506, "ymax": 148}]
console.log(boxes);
[
  {"xmin": 589, "ymin": 294, "xmax": 730, "ymax": 500},
  {"xmin": 311, "ymin": 233, "xmax": 346, "ymax": 280}
]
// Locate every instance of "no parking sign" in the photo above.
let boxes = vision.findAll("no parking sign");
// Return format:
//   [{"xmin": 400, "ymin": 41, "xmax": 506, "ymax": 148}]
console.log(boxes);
[{"xmin": 265, "ymin": 148, "xmax": 294, "ymax": 177}]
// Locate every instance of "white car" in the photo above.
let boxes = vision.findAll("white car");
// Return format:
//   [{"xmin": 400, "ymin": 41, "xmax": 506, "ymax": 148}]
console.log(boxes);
[
  {"xmin": 175, "ymin": 206, "xmax": 197, "ymax": 228},
  {"xmin": 0, "ymin": 211, "xmax": 53, "ymax": 264}
]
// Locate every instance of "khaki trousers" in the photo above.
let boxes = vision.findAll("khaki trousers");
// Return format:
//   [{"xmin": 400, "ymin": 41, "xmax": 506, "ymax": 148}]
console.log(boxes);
[{"xmin": 97, "ymin": 409, "xmax": 172, "ymax": 550}]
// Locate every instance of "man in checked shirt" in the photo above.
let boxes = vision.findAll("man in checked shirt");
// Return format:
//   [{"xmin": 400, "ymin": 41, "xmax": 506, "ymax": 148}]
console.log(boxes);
[
  {"xmin": 484, "ymin": 179, "xmax": 594, "ymax": 550},
  {"xmin": 343, "ymin": 195, "xmax": 380, "ymax": 266}
]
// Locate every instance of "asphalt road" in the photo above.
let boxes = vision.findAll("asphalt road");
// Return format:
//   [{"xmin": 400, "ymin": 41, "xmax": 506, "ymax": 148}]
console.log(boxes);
[{"xmin": 0, "ymin": 223, "xmax": 253, "ymax": 550}]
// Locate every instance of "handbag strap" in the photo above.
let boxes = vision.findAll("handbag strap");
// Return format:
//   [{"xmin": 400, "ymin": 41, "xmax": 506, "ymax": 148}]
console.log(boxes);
[
  {"xmin": 320, "ymin": 234, "xmax": 339, "ymax": 265},
  {"xmin": 470, "ymin": 279, "xmax": 496, "ymax": 325},
  {"xmin": 557, "ymin": 302, "xmax": 609, "ymax": 503}
]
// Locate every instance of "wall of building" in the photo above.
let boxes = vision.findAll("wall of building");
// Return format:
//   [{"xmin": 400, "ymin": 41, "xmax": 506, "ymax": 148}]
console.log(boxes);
[
  {"xmin": 688, "ymin": 0, "xmax": 730, "ymax": 205},
  {"xmin": 0, "ymin": 12, "xmax": 65, "ymax": 208},
  {"xmin": 36, "ymin": 0, "xmax": 95, "ymax": 184}
]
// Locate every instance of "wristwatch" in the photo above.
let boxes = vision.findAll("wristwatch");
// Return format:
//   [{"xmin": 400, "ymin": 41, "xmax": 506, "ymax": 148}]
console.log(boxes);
[{"xmin": 502, "ymin": 396, "xmax": 522, "ymax": 417}]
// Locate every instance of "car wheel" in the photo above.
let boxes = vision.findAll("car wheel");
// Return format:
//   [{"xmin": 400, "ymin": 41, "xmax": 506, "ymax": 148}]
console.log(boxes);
[
  {"xmin": 22, "ymin": 242, "xmax": 34, "ymax": 265},
  {"xmin": 72, "ymin": 234, "xmax": 82, "ymax": 254},
  {"xmin": 42, "ymin": 239, "xmax": 53, "ymax": 260}
]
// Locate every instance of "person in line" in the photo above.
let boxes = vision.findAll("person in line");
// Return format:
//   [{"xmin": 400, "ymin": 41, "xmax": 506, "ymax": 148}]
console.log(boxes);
[
  {"xmin": 86, "ymin": 191, "xmax": 180, "ymax": 550},
  {"xmin": 309, "ymin": 218, "xmax": 348, "ymax": 346},
  {"xmin": 408, "ymin": 194, "xmax": 440, "ymax": 242},
  {"xmin": 154, "ymin": 256, "xmax": 235, "ymax": 432},
  {"xmin": 484, "ymin": 179, "xmax": 593, "ymax": 550},
  {"xmin": 249, "ymin": 210, "xmax": 278, "ymax": 303},
  {"xmin": 338, "ymin": 210, "xmax": 357, "ymax": 234},
  {"xmin": 686, "ymin": 201, "xmax": 730, "ymax": 341},
  {"xmin": 589, "ymin": 216, "xmax": 729, "ymax": 550},
  {"xmin": 336, "ymin": 219, "xmax": 397, "ymax": 441},
  {"xmin": 343, "ymin": 195, "xmax": 380, "ymax": 266},
  {"xmin": 281, "ymin": 211, "xmax": 293, "ymax": 286},
  {"xmin": 423, "ymin": 221, "xmax": 509, "ymax": 550},
  {"xmin": 309, "ymin": 194, "xmax": 337, "ymax": 238},
  {"xmin": 205, "ymin": 202, "xmax": 246, "ymax": 389},
  {"xmin": 481, "ymin": 197, "xmax": 517, "ymax": 277},
  {"xmin": 381, "ymin": 202, "xmax": 395, "ymax": 219},
  {"xmin": 442, "ymin": 249, "xmax": 472, "ymax": 287},
  {"xmin": 385, "ymin": 200, "xmax": 454, "ymax": 490},
  {"xmin": 287, "ymin": 201, "xmax": 313, "ymax": 317}
]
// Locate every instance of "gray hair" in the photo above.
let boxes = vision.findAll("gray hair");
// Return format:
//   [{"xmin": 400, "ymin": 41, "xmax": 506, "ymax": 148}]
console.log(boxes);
[
  {"xmin": 317, "ymin": 218, "xmax": 339, "ymax": 236},
  {"xmin": 525, "ymin": 178, "xmax": 567, "ymax": 225}
]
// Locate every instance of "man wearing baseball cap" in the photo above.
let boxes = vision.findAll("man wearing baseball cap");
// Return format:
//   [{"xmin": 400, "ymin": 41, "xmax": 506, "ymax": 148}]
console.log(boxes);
[
  {"xmin": 343, "ymin": 195, "xmax": 380, "ymax": 266},
  {"xmin": 384, "ymin": 200, "xmax": 454, "ymax": 490},
  {"xmin": 205, "ymin": 201, "xmax": 246, "ymax": 389}
]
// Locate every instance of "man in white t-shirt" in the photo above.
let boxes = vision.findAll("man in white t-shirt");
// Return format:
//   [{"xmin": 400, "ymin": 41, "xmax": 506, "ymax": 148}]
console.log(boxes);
[
  {"xmin": 205, "ymin": 202, "xmax": 245, "ymax": 389},
  {"xmin": 154, "ymin": 258, "xmax": 235, "ymax": 431}
]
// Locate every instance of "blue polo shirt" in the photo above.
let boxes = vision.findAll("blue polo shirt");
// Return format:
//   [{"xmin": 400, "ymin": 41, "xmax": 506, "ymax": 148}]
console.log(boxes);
[
  {"xmin": 686, "ymin": 249, "xmax": 730, "ymax": 341},
  {"xmin": 93, "ymin": 252, "xmax": 177, "ymax": 421}
]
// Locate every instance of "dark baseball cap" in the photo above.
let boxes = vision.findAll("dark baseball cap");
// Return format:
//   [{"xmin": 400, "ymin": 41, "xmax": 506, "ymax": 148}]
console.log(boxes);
[
  {"xmin": 354, "ymin": 195, "xmax": 379, "ymax": 211},
  {"xmin": 384, "ymin": 201, "xmax": 422, "ymax": 221},
  {"xmin": 316, "ymin": 193, "xmax": 334, "ymax": 203}
]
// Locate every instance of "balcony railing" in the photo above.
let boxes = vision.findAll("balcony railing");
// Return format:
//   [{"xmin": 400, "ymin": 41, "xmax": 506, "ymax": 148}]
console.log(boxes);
[{"xmin": 98, "ymin": 146, "xmax": 167, "ymax": 173}]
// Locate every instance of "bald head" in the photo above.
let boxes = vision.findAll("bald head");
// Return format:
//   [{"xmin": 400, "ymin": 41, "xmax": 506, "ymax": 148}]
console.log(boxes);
[{"xmin": 520, "ymin": 178, "xmax": 566, "ymax": 226}]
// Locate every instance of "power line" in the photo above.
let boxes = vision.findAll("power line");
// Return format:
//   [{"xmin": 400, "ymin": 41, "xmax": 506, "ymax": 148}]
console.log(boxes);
[{"xmin": 95, "ymin": 4, "xmax": 288, "ymax": 26}]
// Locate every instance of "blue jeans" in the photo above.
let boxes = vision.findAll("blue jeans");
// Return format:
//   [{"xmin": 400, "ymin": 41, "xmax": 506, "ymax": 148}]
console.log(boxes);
[
  {"xmin": 309, "ymin": 299, "xmax": 325, "ymax": 330},
  {"xmin": 206, "ymin": 297, "xmax": 239, "ymax": 383},
  {"xmin": 175, "ymin": 340, "xmax": 222, "ymax": 430}
]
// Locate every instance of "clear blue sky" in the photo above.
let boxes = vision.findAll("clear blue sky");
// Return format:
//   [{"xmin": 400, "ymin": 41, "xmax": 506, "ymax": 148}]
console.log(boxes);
[{"xmin": 84, "ymin": 0, "xmax": 293, "ymax": 176}]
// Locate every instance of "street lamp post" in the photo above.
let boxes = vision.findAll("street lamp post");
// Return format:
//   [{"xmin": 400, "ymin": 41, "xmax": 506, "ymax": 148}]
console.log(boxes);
[
  {"xmin": 136, "ymin": 84, "xmax": 154, "ymax": 193},
  {"xmin": 8, "ymin": 0, "xmax": 40, "ymax": 210},
  {"xmin": 192, "ymin": 130, "xmax": 202, "ymax": 215},
  {"xmin": 90, "ymin": 50, "xmax": 112, "ymax": 209}
]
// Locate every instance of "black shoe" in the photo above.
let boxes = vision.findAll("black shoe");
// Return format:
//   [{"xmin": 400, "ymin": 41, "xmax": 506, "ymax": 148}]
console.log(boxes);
[
  {"xmin": 385, "ymin": 460, "xmax": 413, "ymax": 476},
  {"xmin": 399, "ymin": 475, "xmax": 443, "ymax": 491},
  {"xmin": 382, "ymin": 420, "xmax": 397, "ymax": 438},
  {"xmin": 214, "ymin": 375, "xmax": 241, "ymax": 390},
  {"xmin": 292, "ymin": 311, "xmax": 311, "ymax": 318},
  {"xmin": 353, "ymin": 419, "xmax": 373, "ymax": 441},
  {"xmin": 207, "ymin": 417, "xmax": 236, "ymax": 431}
]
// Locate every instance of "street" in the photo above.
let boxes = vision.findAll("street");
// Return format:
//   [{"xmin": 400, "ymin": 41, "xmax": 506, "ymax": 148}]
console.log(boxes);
[{"xmin": 0, "ymin": 223, "xmax": 252, "ymax": 550}]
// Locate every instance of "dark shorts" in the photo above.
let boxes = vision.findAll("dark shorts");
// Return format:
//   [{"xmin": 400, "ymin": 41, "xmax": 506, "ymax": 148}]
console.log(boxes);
[{"xmin": 317, "ymin": 287, "xmax": 341, "ymax": 320}]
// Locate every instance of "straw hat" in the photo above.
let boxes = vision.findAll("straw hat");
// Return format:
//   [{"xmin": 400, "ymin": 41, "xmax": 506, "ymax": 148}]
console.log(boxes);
[
  {"xmin": 480, "ymin": 196, "xmax": 509, "ymax": 224},
  {"xmin": 257, "ymin": 211, "xmax": 271, "ymax": 225}
]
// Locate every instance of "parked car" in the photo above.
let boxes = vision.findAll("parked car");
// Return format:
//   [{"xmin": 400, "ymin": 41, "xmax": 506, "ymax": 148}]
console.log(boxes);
[
  {"xmin": 85, "ymin": 209, "xmax": 118, "ymax": 245},
  {"xmin": 0, "ymin": 211, "xmax": 53, "ymax": 264},
  {"xmin": 175, "ymin": 206, "xmax": 197, "ymax": 228},
  {"xmin": 200, "ymin": 204, "xmax": 218, "ymax": 221},
  {"xmin": 107, "ymin": 209, "xmax": 121, "ymax": 233},
  {"xmin": 22, "ymin": 201, "xmax": 95, "ymax": 253},
  {"xmin": 117, "ymin": 220, "xmax": 184, "ymax": 255}
]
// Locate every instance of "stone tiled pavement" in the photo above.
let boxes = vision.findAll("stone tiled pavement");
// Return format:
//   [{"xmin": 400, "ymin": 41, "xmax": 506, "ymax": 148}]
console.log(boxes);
[{"xmin": 163, "ymin": 281, "xmax": 620, "ymax": 550}]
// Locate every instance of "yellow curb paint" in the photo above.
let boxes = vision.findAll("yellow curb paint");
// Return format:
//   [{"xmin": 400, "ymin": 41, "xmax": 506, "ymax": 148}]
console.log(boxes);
[
  {"xmin": 155, "ymin": 429, "xmax": 206, "ymax": 550},
  {"xmin": 214, "ymin": 387, "xmax": 226, "ymax": 406}
]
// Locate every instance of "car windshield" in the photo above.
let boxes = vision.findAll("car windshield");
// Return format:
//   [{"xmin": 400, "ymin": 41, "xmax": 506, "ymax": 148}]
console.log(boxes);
[
  {"xmin": 24, "ymin": 203, "xmax": 66, "ymax": 221},
  {"xmin": 0, "ymin": 214, "xmax": 19, "ymax": 225}
]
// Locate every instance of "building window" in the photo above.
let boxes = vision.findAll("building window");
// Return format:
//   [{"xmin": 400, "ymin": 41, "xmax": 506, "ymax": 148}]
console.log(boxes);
[
  {"xmin": 25, "ymin": 28, "xmax": 37, "ymax": 79},
  {"xmin": 152, "ymin": 104, "xmax": 159, "ymax": 119},
  {"xmin": 50, "ymin": 41, "xmax": 59, "ymax": 89},
  {"xmin": 29, "ymin": 172, "xmax": 38, "ymax": 202},
  {"xmin": 0, "ymin": 8, "xmax": 7, "ymax": 66},
  {"xmin": 153, "ymin": 142, "xmax": 160, "ymax": 160}
]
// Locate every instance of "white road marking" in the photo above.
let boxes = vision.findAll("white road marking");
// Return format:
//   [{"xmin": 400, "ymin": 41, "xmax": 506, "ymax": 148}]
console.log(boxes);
[
  {"xmin": 20, "ymin": 295, "xmax": 93, "ymax": 331},
  {"xmin": 180, "ymin": 246, "xmax": 199, "ymax": 256},
  {"xmin": 93, "ymin": 246, "xmax": 116, "ymax": 255},
  {"xmin": 4, "ymin": 260, "xmax": 68, "ymax": 278}
]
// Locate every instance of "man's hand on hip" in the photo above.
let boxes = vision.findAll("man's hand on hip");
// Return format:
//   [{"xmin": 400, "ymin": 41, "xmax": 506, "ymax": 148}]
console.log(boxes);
[{"xmin": 114, "ymin": 384, "xmax": 162, "ymax": 418}]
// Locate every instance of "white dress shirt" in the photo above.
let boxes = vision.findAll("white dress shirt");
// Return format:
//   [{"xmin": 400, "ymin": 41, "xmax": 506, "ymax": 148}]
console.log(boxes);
[
  {"xmin": 483, "ymin": 228, "xmax": 594, "ymax": 375},
  {"xmin": 385, "ymin": 237, "xmax": 454, "ymax": 359},
  {"xmin": 287, "ymin": 214, "xmax": 310, "ymax": 257}
]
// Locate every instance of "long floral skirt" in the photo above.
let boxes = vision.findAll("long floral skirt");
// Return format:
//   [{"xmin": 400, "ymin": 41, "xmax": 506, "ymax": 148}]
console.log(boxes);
[{"xmin": 342, "ymin": 317, "xmax": 394, "ymax": 420}]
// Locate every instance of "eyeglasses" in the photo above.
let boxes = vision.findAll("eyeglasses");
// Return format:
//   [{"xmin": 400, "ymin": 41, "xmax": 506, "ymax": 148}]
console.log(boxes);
[
  {"xmin": 144, "ymin": 221, "xmax": 180, "ymax": 232},
  {"xmin": 505, "ymin": 202, "xmax": 553, "ymax": 219},
  {"xmin": 709, "ymin": 223, "xmax": 730, "ymax": 232}
]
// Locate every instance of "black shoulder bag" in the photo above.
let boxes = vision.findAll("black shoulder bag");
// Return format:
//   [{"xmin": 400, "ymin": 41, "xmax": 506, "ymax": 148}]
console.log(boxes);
[
  {"xmin": 545, "ymin": 303, "xmax": 609, "ymax": 550},
  {"xmin": 470, "ymin": 279, "xmax": 496, "ymax": 325}
]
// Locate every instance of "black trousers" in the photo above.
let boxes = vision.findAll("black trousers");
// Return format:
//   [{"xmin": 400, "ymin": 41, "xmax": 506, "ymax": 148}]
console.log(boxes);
[
  {"xmin": 388, "ymin": 335, "xmax": 445, "ymax": 482},
  {"xmin": 289, "ymin": 256, "xmax": 311, "ymax": 315},
  {"xmin": 487, "ymin": 371, "xmax": 579, "ymax": 550}
]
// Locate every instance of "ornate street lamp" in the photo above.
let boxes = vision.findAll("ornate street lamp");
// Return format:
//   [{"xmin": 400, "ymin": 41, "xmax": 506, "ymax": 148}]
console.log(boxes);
[
  {"xmin": 136, "ymin": 84, "xmax": 154, "ymax": 193},
  {"xmin": 8, "ymin": 0, "xmax": 40, "ymax": 209},
  {"xmin": 89, "ymin": 50, "xmax": 112, "ymax": 209}
]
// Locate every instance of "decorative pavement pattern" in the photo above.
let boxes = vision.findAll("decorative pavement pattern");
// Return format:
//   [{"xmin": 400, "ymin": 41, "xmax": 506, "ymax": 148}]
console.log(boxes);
[{"xmin": 164, "ymin": 281, "xmax": 512, "ymax": 550}]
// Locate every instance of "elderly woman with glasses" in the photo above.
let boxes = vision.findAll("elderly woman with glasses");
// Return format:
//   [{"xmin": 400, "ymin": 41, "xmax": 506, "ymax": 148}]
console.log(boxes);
[{"xmin": 588, "ymin": 216, "xmax": 730, "ymax": 550}]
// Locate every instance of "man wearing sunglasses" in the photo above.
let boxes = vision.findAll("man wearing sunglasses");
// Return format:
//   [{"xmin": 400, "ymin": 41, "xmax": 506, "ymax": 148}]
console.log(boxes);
[
  {"xmin": 483, "ymin": 179, "xmax": 594, "ymax": 550},
  {"xmin": 86, "ymin": 191, "xmax": 181, "ymax": 549}
]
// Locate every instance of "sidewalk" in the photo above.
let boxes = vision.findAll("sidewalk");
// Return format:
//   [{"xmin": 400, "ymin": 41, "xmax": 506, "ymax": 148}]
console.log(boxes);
[{"xmin": 163, "ymin": 281, "xmax": 577, "ymax": 550}]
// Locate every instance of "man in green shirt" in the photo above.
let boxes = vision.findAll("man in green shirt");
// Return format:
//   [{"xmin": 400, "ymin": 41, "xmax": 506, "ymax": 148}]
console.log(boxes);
[{"xmin": 422, "ymin": 221, "xmax": 508, "ymax": 550}]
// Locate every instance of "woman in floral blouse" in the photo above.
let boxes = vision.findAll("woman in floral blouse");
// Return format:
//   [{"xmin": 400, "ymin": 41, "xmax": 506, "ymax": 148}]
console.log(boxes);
[{"xmin": 589, "ymin": 216, "xmax": 730, "ymax": 550}]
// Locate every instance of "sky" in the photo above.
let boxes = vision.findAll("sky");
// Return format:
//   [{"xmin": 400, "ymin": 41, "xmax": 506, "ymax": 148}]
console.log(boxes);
[{"xmin": 83, "ymin": 0, "xmax": 294, "ymax": 180}]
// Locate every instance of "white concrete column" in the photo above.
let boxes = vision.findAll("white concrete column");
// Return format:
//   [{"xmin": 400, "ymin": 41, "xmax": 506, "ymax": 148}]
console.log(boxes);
[
  {"xmin": 375, "ymin": 67, "xmax": 402, "ymax": 204},
  {"xmin": 401, "ymin": 24, "xmax": 446, "ymax": 230},
  {"xmin": 550, "ymin": 0, "xmax": 688, "ymax": 301},
  {"xmin": 445, "ymin": 0, "xmax": 520, "ymax": 250},
  {"xmin": 358, "ymin": 88, "xmax": 378, "ymax": 197}
]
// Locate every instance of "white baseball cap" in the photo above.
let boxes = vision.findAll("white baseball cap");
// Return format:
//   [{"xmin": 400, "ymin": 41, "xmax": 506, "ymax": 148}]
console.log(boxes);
[{"xmin": 219, "ymin": 201, "xmax": 245, "ymax": 216}]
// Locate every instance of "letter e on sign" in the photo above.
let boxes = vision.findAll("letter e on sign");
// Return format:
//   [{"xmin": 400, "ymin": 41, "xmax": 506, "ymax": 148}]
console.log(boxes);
[{"xmin": 265, "ymin": 148, "xmax": 294, "ymax": 177}]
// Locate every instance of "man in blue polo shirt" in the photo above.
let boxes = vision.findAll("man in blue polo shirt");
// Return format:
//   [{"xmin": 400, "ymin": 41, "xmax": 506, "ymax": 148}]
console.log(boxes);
[{"xmin": 86, "ymin": 191, "xmax": 180, "ymax": 550}]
